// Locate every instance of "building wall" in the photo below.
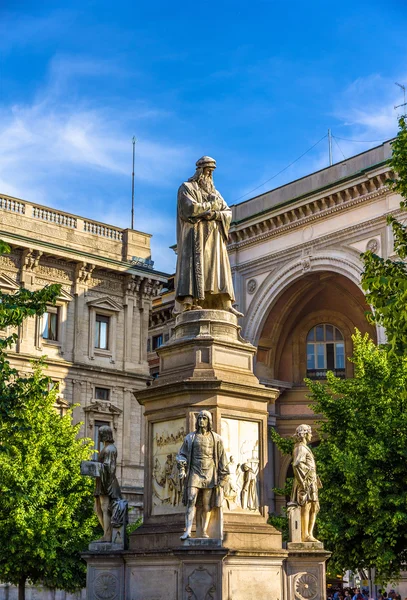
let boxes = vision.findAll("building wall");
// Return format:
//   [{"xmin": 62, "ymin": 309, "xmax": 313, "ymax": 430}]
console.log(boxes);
[
  {"xmin": 229, "ymin": 141, "xmax": 399, "ymax": 514},
  {"xmin": 0, "ymin": 195, "xmax": 167, "ymax": 515},
  {"xmin": 146, "ymin": 142, "xmax": 402, "ymax": 517}
]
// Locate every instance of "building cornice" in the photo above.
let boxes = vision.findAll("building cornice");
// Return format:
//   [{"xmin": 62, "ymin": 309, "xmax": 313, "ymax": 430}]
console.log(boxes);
[
  {"xmin": 228, "ymin": 171, "xmax": 391, "ymax": 252},
  {"xmin": 232, "ymin": 205, "xmax": 402, "ymax": 275},
  {"xmin": 0, "ymin": 229, "xmax": 168, "ymax": 282}
]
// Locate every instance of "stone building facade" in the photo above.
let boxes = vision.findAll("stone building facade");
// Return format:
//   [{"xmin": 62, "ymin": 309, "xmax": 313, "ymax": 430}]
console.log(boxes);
[
  {"xmin": 148, "ymin": 140, "xmax": 401, "ymax": 518},
  {"xmin": 0, "ymin": 196, "xmax": 167, "ymax": 518}
]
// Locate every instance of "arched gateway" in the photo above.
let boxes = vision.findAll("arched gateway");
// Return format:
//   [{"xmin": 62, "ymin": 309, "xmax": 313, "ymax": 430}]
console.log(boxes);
[{"xmin": 241, "ymin": 251, "xmax": 377, "ymax": 514}]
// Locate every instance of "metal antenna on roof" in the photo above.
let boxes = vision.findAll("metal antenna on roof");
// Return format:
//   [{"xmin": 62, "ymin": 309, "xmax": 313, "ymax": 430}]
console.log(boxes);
[
  {"xmin": 131, "ymin": 136, "xmax": 136, "ymax": 229},
  {"xmin": 394, "ymin": 82, "xmax": 406, "ymax": 115},
  {"xmin": 328, "ymin": 129, "xmax": 333, "ymax": 166}
]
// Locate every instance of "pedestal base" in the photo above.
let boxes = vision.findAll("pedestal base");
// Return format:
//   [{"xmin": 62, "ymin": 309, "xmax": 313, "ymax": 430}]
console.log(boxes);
[
  {"xmin": 286, "ymin": 546, "xmax": 331, "ymax": 600},
  {"xmin": 84, "ymin": 547, "xmax": 287, "ymax": 600}
]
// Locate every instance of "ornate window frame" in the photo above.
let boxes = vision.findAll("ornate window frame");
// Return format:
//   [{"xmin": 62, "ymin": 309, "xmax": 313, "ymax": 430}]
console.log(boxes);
[
  {"xmin": 34, "ymin": 288, "xmax": 73, "ymax": 354},
  {"xmin": 0, "ymin": 273, "xmax": 20, "ymax": 340},
  {"xmin": 83, "ymin": 399, "xmax": 122, "ymax": 434},
  {"xmin": 86, "ymin": 296, "xmax": 122, "ymax": 363}
]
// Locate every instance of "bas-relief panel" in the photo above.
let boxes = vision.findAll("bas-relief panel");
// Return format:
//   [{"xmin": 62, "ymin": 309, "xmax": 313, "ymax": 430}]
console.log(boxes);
[
  {"xmin": 151, "ymin": 418, "xmax": 186, "ymax": 515},
  {"xmin": 221, "ymin": 418, "xmax": 260, "ymax": 513}
]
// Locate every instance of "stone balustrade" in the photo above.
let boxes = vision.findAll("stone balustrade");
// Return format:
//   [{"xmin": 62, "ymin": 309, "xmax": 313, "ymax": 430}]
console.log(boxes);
[
  {"xmin": 83, "ymin": 220, "xmax": 123, "ymax": 241},
  {"xmin": 0, "ymin": 196, "xmax": 26, "ymax": 214},
  {"xmin": 0, "ymin": 193, "xmax": 153, "ymax": 265},
  {"xmin": 32, "ymin": 206, "xmax": 77, "ymax": 228}
]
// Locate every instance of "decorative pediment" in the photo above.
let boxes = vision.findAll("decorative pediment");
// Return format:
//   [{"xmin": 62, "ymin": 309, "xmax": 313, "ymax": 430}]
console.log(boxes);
[
  {"xmin": 86, "ymin": 296, "xmax": 122, "ymax": 312},
  {"xmin": 0, "ymin": 273, "xmax": 19, "ymax": 292},
  {"xmin": 84, "ymin": 400, "xmax": 122, "ymax": 416},
  {"xmin": 84, "ymin": 400, "xmax": 122, "ymax": 431},
  {"xmin": 58, "ymin": 288, "xmax": 74, "ymax": 302}
]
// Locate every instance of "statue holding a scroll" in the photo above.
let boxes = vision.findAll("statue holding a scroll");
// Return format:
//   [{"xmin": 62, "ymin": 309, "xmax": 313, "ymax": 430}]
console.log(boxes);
[{"xmin": 175, "ymin": 156, "xmax": 242, "ymax": 316}]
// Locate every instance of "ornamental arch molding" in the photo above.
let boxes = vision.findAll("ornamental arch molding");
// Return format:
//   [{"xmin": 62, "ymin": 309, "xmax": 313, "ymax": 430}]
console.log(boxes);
[{"xmin": 243, "ymin": 251, "xmax": 365, "ymax": 346}]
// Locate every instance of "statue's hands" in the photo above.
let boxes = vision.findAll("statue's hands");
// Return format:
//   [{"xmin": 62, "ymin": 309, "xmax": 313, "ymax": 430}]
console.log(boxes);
[{"xmin": 177, "ymin": 460, "xmax": 187, "ymax": 480}]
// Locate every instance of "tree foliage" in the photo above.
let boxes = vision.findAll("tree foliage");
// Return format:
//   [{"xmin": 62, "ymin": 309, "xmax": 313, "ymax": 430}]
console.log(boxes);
[
  {"xmin": 0, "ymin": 242, "xmax": 99, "ymax": 596},
  {"xmin": 304, "ymin": 118, "xmax": 407, "ymax": 582},
  {"xmin": 361, "ymin": 116, "xmax": 407, "ymax": 356},
  {"xmin": 307, "ymin": 332, "xmax": 407, "ymax": 582}
]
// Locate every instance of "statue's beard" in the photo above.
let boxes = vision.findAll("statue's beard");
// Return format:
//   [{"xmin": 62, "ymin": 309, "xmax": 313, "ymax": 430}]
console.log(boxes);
[{"xmin": 198, "ymin": 174, "xmax": 215, "ymax": 194}]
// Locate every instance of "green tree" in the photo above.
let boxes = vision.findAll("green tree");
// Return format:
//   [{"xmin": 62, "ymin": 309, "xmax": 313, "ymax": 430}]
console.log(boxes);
[
  {"xmin": 307, "ymin": 332, "xmax": 407, "ymax": 582},
  {"xmin": 0, "ymin": 242, "xmax": 99, "ymax": 600},
  {"xmin": 271, "ymin": 118, "xmax": 407, "ymax": 582},
  {"xmin": 361, "ymin": 116, "xmax": 407, "ymax": 356}
]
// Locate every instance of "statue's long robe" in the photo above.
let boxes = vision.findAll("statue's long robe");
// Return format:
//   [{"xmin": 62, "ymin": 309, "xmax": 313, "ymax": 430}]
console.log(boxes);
[{"xmin": 175, "ymin": 181, "xmax": 235, "ymax": 303}]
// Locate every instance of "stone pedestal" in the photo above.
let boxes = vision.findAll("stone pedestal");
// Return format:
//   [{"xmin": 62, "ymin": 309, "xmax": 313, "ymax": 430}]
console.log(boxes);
[
  {"xmin": 286, "ymin": 543, "xmax": 331, "ymax": 600},
  {"xmin": 83, "ymin": 309, "xmax": 329, "ymax": 599}
]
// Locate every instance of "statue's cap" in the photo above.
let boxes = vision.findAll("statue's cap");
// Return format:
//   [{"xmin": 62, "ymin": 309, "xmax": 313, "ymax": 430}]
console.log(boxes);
[{"xmin": 196, "ymin": 156, "xmax": 216, "ymax": 169}]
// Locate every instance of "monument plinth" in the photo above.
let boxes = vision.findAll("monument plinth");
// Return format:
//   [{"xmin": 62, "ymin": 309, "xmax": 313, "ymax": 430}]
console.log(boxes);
[{"xmin": 83, "ymin": 156, "xmax": 329, "ymax": 600}]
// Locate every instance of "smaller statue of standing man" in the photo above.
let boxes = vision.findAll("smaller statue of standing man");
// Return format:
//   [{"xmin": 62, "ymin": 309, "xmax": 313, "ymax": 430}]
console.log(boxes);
[
  {"xmin": 289, "ymin": 424, "xmax": 322, "ymax": 543},
  {"xmin": 176, "ymin": 410, "xmax": 228, "ymax": 540},
  {"xmin": 175, "ymin": 156, "xmax": 242, "ymax": 316},
  {"xmin": 81, "ymin": 425, "xmax": 128, "ymax": 547}
]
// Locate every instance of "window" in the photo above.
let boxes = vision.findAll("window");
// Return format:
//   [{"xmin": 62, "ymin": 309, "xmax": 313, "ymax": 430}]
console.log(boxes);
[
  {"xmin": 95, "ymin": 314, "xmax": 110, "ymax": 349},
  {"xmin": 164, "ymin": 332, "xmax": 170, "ymax": 343},
  {"xmin": 306, "ymin": 324, "xmax": 345, "ymax": 379},
  {"xmin": 43, "ymin": 307, "xmax": 59, "ymax": 341},
  {"xmin": 152, "ymin": 334, "xmax": 163, "ymax": 350},
  {"xmin": 95, "ymin": 387, "xmax": 110, "ymax": 401},
  {"xmin": 147, "ymin": 338, "xmax": 151, "ymax": 353},
  {"xmin": 94, "ymin": 420, "xmax": 110, "ymax": 457}
]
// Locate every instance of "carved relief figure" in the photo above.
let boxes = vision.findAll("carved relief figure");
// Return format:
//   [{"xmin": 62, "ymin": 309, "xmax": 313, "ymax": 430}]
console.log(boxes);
[
  {"xmin": 222, "ymin": 456, "xmax": 239, "ymax": 509},
  {"xmin": 220, "ymin": 418, "xmax": 260, "ymax": 512},
  {"xmin": 175, "ymin": 156, "xmax": 241, "ymax": 316},
  {"xmin": 151, "ymin": 422, "xmax": 186, "ymax": 512},
  {"xmin": 289, "ymin": 424, "xmax": 321, "ymax": 542},
  {"xmin": 240, "ymin": 461, "xmax": 259, "ymax": 511},
  {"xmin": 176, "ymin": 410, "xmax": 228, "ymax": 540}
]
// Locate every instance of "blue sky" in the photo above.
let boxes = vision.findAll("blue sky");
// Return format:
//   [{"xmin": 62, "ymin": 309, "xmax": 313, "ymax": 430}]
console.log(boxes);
[{"xmin": 0, "ymin": 0, "xmax": 406, "ymax": 272}]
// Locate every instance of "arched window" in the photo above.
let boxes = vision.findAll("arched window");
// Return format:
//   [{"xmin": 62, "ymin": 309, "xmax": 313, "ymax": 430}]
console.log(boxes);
[{"xmin": 306, "ymin": 324, "xmax": 345, "ymax": 379}]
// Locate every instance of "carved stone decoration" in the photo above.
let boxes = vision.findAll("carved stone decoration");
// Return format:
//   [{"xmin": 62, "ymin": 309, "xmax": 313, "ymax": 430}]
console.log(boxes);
[
  {"xmin": 220, "ymin": 418, "xmax": 260, "ymax": 512},
  {"xmin": 366, "ymin": 238, "xmax": 379, "ymax": 253},
  {"xmin": 301, "ymin": 258, "xmax": 311, "ymax": 273},
  {"xmin": 84, "ymin": 400, "xmax": 122, "ymax": 432},
  {"xmin": 151, "ymin": 418, "xmax": 186, "ymax": 515},
  {"xmin": 294, "ymin": 572, "xmax": 318, "ymax": 600},
  {"xmin": 247, "ymin": 278, "xmax": 257, "ymax": 295},
  {"xmin": 185, "ymin": 566, "xmax": 216, "ymax": 600},
  {"xmin": 94, "ymin": 572, "xmax": 119, "ymax": 600}
]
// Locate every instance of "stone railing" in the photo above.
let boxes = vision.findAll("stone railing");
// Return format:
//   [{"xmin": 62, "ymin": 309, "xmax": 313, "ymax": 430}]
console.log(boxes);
[
  {"xmin": 83, "ymin": 221, "xmax": 123, "ymax": 241},
  {"xmin": 0, "ymin": 194, "xmax": 153, "ymax": 264},
  {"xmin": 0, "ymin": 196, "xmax": 26, "ymax": 214},
  {"xmin": 32, "ymin": 206, "xmax": 77, "ymax": 228}
]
